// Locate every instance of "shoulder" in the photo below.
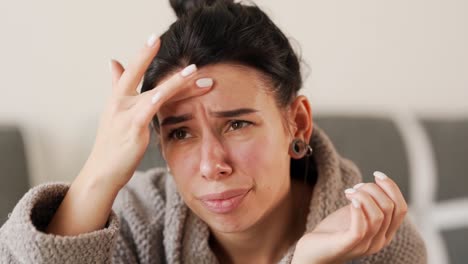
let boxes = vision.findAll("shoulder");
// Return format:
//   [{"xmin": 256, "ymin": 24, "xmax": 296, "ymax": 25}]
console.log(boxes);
[
  {"xmin": 121, "ymin": 167, "xmax": 169, "ymax": 200},
  {"xmin": 112, "ymin": 167, "xmax": 171, "ymax": 222},
  {"xmin": 109, "ymin": 167, "xmax": 172, "ymax": 261}
]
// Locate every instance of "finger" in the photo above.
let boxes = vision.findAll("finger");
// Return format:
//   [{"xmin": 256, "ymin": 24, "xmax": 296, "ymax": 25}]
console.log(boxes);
[
  {"xmin": 345, "ymin": 188, "xmax": 384, "ymax": 252},
  {"xmin": 353, "ymin": 182, "xmax": 395, "ymax": 251},
  {"xmin": 118, "ymin": 33, "xmax": 161, "ymax": 96},
  {"xmin": 341, "ymin": 199, "xmax": 367, "ymax": 255},
  {"xmin": 132, "ymin": 65, "xmax": 213, "ymax": 130},
  {"xmin": 372, "ymin": 171, "xmax": 408, "ymax": 245},
  {"xmin": 164, "ymin": 77, "xmax": 215, "ymax": 103},
  {"xmin": 110, "ymin": 59, "xmax": 125, "ymax": 88}
]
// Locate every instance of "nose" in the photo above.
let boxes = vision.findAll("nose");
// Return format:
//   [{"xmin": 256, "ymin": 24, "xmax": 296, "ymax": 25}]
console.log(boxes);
[{"xmin": 199, "ymin": 133, "xmax": 233, "ymax": 181}]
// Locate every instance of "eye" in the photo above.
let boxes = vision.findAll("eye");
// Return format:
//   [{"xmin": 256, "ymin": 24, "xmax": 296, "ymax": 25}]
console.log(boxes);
[
  {"xmin": 168, "ymin": 128, "xmax": 192, "ymax": 141},
  {"xmin": 227, "ymin": 120, "xmax": 252, "ymax": 131}
]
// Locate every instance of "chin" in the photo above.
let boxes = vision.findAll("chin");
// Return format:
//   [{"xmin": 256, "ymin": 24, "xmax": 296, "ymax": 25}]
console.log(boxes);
[
  {"xmin": 191, "ymin": 199, "xmax": 260, "ymax": 234},
  {"xmin": 204, "ymin": 212, "xmax": 257, "ymax": 233}
]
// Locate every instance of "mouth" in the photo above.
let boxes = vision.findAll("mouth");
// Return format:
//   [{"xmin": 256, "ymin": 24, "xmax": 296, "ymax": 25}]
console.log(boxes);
[{"xmin": 198, "ymin": 188, "xmax": 251, "ymax": 214}]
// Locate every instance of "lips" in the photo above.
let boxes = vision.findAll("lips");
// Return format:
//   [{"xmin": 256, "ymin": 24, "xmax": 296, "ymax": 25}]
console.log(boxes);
[{"xmin": 198, "ymin": 188, "xmax": 251, "ymax": 214}]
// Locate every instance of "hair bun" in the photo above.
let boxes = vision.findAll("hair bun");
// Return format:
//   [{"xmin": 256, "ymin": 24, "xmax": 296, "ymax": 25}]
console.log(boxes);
[{"xmin": 169, "ymin": 0, "xmax": 234, "ymax": 18}]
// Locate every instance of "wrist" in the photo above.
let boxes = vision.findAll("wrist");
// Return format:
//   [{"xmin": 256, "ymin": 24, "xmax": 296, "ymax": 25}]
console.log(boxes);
[
  {"xmin": 292, "ymin": 240, "xmax": 343, "ymax": 264},
  {"xmin": 76, "ymin": 162, "xmax": 121, "ymax": 198},
  {"xmin": 80, "ymin": 155, "xmax": 126, "ymax": 193},
  {"xmin": 46, "ymin": 164, "xmax": 120, "ymax": 236}
]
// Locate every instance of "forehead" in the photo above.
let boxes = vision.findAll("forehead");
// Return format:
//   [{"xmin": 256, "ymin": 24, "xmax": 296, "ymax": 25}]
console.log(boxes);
[{"xmin": 157, "ymin": 64, "xmax": 274, "ymax": 117}]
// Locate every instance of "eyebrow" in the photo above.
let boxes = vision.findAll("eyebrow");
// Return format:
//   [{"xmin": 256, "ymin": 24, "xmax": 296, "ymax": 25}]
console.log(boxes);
[{"xmin": 160, "ymin": 108, "xmax": 259, "ymax": 127}]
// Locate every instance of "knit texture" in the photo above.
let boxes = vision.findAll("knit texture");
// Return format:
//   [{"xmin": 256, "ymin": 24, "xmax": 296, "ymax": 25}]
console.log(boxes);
[{"xmin": 0, "ymin": 125, "xmax": 428, "ymax": 263}]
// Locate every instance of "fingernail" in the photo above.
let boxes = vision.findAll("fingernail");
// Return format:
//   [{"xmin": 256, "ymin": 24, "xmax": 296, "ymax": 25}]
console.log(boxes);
[
  {"xmin": 352, "ymin": 198, "xmax": 361, "ymax": 208},
  {"xmin": 344, "ymin": 188, "xmax": 357, "ymax": 194},
  {"xmin": 353, "ymin": 183, "xmax": 365, "ymax": 189},
  {"xmin": 196, "ymin": 78, "xmax": 213, "ymax": 88},
  {"xmin": 109, "ymin": 59, "xmax": 113, "ymax": 73},
  {"xmin": 180, "ymin": 64, "xmax": 197, "ymax": 77},
  {"xmin": 374, "ymin": 171, "xmax": 388, "ymax": 180},
  {"xmin": 146, "ymin": 33, "xmax": 157, "ymax": 47}
]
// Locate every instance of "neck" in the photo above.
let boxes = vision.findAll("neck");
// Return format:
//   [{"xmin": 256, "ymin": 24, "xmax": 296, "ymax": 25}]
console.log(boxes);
[{"xmin": 209, "ymin": 179, "xmax": 313, "ymax": 264}]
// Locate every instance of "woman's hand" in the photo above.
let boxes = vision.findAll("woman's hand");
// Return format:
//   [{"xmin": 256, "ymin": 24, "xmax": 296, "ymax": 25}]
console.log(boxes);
[
  {"xmin": 291, "ymin": 171, "xmax": 408, "ymax": 264},
  {"xmin": 84, "ymin": 33, "xmax": 213, "ymax": 191},
  {"xmin": 47, "ymin": 34, "xmax": 214, "ymax": 236}
]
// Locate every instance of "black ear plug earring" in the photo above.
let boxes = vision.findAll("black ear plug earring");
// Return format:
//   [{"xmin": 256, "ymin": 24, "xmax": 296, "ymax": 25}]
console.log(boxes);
[{"xmin": 289, "ymin": 138, "xmax": 313, "ymax": 159}]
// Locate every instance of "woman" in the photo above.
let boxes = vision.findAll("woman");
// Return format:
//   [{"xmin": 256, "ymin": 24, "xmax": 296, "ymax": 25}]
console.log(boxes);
[{"xmin": 0, "ymin": 0, "xmax": 427, "ymax": 263}]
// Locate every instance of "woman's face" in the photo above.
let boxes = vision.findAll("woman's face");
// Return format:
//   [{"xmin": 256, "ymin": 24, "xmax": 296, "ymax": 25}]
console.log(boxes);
[{"xmin": 157, "ymin": 64, "xmax": 294, "ymax": 233}]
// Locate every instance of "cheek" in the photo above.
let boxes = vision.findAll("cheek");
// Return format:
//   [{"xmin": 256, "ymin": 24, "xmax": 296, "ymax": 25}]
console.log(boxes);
[
  {"xmin": 231, "ymin": 139, "xmax": 264, "ymax": 171},
  {"xmin": 229, "ymin": 130, "xmax": 289, "ymax": 183},
  {"xmin": 165, "ymin": 146, "xmax": 199, "ymax": 192},
  {"xmin": 165, "ymin": 142, "xmax": 197, "ymax": 169}
]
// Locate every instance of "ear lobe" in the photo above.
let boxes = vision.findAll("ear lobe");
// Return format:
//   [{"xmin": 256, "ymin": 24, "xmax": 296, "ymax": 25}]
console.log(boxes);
[{"xmin": 290, "ymin": 95, "xmax": 313, "ymax": 142}]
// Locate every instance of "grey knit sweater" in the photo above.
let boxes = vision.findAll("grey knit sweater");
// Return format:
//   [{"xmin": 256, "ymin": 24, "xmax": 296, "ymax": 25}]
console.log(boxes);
[{"xmin": 0, "ymin": 126, "xmax": 428, "ymax": 263}]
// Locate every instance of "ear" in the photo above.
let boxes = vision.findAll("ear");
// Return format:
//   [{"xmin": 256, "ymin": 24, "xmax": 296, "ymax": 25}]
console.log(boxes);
[{"xmin": 287, "ymin": 95, "xmax": 313, "ymax": 143}]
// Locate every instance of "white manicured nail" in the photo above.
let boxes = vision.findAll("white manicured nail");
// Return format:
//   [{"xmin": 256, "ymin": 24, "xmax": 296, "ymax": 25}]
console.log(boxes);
[
  {"xmin": 146, "ymin": 33, "xmax": 157, "ymax": 47},
  {"xmin": 374, "ymin": 171, "xmax": 388, "ymax": 180},
  {"xmin": 109, "ymin": 59, "xmax": 113, "ymax": 73},
  {"xmin": 344, "ymin": 188, "xmax": 357, "ymax": 194},
  {"xmin": 353, "ymin": 183, "xmax": 365, "ymax": 189},
  {"xmin": 196, "ymin": 78, "xmax": 213, "ymax": 88},
  {"xmin": 151, "ymin": 93, "xmax": 161, "ymax": 105},
  {"xmin": 352, "ymin": 198, "xmax": 361, "ymax": 208},
  {"xmin": 180, "ymin": 64, "xmax": 197, "ymax": 77}
]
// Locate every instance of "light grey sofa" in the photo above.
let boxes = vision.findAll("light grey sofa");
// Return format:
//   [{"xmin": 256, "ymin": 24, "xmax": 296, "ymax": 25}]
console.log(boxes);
[{"xmin": 1, "ymin": 114, "xmax": 467, "ymax": 264}]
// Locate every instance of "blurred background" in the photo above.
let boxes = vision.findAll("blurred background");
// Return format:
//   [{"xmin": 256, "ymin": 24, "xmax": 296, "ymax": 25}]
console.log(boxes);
[{"xmin": 0, "ymin": 0, "xmax": 467, "ymax": 263}]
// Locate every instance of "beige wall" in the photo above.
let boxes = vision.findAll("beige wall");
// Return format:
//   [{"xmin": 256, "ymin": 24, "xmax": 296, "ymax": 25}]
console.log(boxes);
[{"xmin": 1, "ymin": 0, "xmax": 467, "ymax": 185}]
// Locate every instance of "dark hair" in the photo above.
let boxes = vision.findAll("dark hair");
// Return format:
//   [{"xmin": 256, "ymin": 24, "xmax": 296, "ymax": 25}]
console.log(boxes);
[
  {"xmin": 141, "ymin": 0, "xmax": 302, "ymax": 124},
  {"xmin": 142, "ymin": 0, "xmax": 317, "ymax": 186}
]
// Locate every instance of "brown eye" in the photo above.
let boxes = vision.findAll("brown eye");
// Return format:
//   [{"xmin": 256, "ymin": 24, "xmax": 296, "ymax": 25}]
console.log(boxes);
[
  {"xmin": 168, "ymin": 128, "xmax": 191, "ymax": 140},
  {"xmin": 175, "ymin": 130, "xmax": 186, "ymax": 139},
  {"xmin": 228, "ymin": 120, "xmax": 252, "ymax": 131}
]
